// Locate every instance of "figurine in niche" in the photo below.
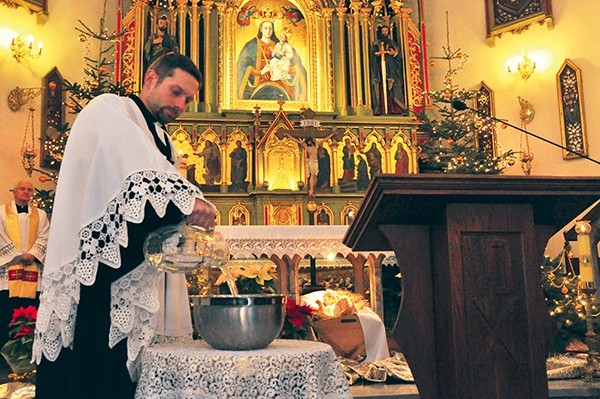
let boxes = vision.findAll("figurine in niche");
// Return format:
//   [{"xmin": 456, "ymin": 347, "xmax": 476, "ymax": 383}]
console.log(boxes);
[
  {"xmin": 199, "ymin": 140, "xmax": 222, "ymax": 185},
  {"xmin": 370, "ymin": 25, "xmax": 406, "ymax": 115},
  {"xmin": 144, "ymin": 15, "xmax": 179, "ymax": 67},
  {"xmin": 366, "ymin": 143, "xmax": 382, "ymax": 179},
  {"xmin": 344, "ymin": 209, "xmax": 356, "ymax": 225},
  {"xmin": 367, "ymin": 152, "xmax": 381, "ymax": 180},
  {"xmin": 394, "ymin": 145, "xmax": 409, "ymax": 174},
  {"xmin": 181, "ymin": 154, "xmax": 200, "ymax": 186},
  {"xmin": 356, "ymin": 155, "xmax": 369, "ymax": 190},
  {"xmin": 229, "ymin": 140, "xmax": 248, "ymax": 192},
  {"xmin": 316, "ymin": 143, "xmax": 331, "ymax": 189},
  {"xmin": 341, "ymin": 138, "xmax": 356, "ymax": 180},
  {"xmin": 316, "ymin": 210, "xmax": 330, "ymax": 225},
  {"xmin": 232, "ymin": 209, "xmax": 247, "ymax": 226}
]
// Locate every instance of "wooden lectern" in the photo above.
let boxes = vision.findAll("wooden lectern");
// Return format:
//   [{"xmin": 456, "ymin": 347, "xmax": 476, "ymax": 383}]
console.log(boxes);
[{"xmin": 344, "ymin": 175, "xmax": 600, "ymax": 399}]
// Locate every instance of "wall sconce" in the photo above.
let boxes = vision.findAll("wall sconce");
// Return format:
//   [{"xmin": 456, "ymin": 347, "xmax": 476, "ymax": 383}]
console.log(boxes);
[
  {"xmin": 507, "ymin": 53, "xmax": 536, "ymax": 80},
  {"xmin": 10, "ymin": 32, "xmax": 43, "ymax": 63}
]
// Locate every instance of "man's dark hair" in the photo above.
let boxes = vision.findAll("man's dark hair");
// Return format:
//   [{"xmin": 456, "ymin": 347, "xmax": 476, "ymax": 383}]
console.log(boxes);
[{"xmin": 148, "ymin": 53, "xmax": 203, "ymax": 87}]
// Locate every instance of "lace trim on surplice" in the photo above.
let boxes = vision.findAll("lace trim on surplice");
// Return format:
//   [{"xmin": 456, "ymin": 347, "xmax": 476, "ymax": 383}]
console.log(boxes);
[{"xmin": 33, "ymin": 171, "xmax": 200, "ymax": 380}]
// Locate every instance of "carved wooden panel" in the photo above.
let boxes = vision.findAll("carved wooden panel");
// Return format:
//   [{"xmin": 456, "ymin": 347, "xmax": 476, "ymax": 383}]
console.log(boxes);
[
  {"xmin": 557, "ymin": 59, "xmax": 588, "ymax": 160},
  {"xmin": 461, "ymin": 233, "xmax": 531, "ymax": 396},
  {"xmin": 41, "ymin": 67, "xmax": 64, "ymax": 169},
  {"xmin": 475, "ymin": 81, "xmax": 496, "ymax": 159}
]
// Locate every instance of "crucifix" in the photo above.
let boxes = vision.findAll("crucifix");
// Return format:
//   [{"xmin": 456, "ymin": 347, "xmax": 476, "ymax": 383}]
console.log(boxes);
[
  {"xmin": 374, "ymin": 41, "xmax": 394, "ymax": 115},
  {"xmin": 276, "ymin": 106, "xmax": 342, "ymax": 197}
]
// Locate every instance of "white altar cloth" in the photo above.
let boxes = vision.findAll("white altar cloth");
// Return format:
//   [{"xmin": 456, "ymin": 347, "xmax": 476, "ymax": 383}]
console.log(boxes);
[
  {"xmin": 217, "ymin": 225, "xmax": 393, "ymax": 259},
  {"xmin": 134, "ymin": 338, "xmax": 352, "ymax": 399}
]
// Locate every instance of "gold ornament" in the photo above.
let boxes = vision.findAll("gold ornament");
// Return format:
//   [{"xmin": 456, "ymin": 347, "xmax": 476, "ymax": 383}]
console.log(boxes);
[
  {"xmin": 447, "ymin": 138, "xmax": 454, "ymax": 145},
  {"xmin": 518, "ymin": 96, "xmax": 535, "ymax": 125},
  {"xmin": 561, "ymin": 285, "xmax": 569, "ymax": 295},
  {"xmin": 78, "ymin": 34, "xmax": 87, "ymax": 42}
]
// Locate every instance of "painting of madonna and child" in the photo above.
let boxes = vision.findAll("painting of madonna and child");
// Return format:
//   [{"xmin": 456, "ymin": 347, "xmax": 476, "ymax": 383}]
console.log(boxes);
[{"xmin": 236, "ymin": 1, "xmax": 308, "ymax": 102}]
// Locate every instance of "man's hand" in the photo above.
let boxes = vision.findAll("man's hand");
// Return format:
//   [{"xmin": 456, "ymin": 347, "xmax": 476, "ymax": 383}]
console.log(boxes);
[{"xmin": 186, "ymin": 198, "xmax": 217, "ymax": 230}]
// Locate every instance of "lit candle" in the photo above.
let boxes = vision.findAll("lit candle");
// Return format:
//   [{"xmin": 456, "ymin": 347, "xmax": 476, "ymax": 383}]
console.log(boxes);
[{"xmin": 575, "ymin": 220, "xmax": 594, "ymax": 283}]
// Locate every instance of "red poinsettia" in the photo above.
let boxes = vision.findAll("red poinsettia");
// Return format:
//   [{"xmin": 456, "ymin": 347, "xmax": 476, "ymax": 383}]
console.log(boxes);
[
  {"xmin": 2, "ymin": 305, "xmax": 37, "ymax": 376},
  {"xmin": 280, "ymin": 299, "xmax": 316, "ymax": 340}
]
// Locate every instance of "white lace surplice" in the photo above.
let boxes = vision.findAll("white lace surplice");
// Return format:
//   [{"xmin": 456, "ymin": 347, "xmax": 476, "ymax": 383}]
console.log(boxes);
[{"xmin": 32, "ymin": 94, "xmax": 206, "ymax": 380}]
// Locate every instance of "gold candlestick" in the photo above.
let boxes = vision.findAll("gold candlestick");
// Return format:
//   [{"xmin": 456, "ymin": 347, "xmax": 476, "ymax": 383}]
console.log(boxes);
[
  {"xmin": 579, "ymin": 282, "xmax": 600, "ymax": 382},
  {"xmin": 576, "ymin": 220, "xmax": 600, "ymax": 381}
]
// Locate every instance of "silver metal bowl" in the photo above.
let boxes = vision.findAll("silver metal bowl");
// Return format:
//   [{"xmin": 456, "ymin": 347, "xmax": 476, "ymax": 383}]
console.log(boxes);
[{"xmin": 192, "ymin": 294, "xmax": 286, "ymax": 350}]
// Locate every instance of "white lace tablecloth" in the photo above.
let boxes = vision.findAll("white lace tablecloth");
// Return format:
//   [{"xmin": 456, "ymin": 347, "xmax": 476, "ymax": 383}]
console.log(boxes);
[{"xmin": 134, "ymin": 339, "xmax": 352, "ymax": 399}]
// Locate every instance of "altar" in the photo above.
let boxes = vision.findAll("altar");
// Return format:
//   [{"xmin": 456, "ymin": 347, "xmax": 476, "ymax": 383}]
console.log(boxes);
[
  {"xmin": 134, "ymin": 338, "xmax": 351, "ymax": 399},
  {"xmin": 216, "ymin": 225, "xmax": 394, "ymax": 318}
]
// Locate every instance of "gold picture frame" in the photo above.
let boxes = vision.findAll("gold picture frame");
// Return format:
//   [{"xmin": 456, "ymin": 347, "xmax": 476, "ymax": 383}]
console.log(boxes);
[
  {"xmin": 484, "ymin": 0, "xmax": 553, "ymax": 46},
  {"xmin": 0, "ymin": 0, "xmax": 47, "ymax": 14},
  {"xmin": 220, "ymin": 0, "xmax": 332, "ymax": 112},
  {"xmin": 556, "ymin": 59, "xmax": 588, "ymax": 160}
]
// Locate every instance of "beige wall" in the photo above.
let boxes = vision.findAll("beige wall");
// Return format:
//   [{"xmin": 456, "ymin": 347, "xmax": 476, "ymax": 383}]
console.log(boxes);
[
  {"xmin": 0, "ymin": 0, "xmax": 117, "ymax": 202},
  {"xmin": 423, "ymin": 0, "xmax": 600, "ymax": 177}
]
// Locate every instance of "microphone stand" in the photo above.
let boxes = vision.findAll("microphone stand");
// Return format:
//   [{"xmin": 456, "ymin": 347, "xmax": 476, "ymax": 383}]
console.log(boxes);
[{"xmin": 456, "ymin": 103, "xmax": 600, "ymax": 167}]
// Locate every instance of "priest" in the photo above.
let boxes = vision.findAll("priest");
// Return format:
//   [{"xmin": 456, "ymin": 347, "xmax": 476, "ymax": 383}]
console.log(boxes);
[
  {"xmin": 0, "ymin": 180, "xmax": 50, "ymax": 356},
  {"xmin": 34, "ymin": 53, "xmax": 216, "ymax": 399}
]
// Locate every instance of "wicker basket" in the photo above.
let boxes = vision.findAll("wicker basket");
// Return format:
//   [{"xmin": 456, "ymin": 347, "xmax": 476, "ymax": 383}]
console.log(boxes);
[{"xmin": 311, "ymin": 314, "xmax": 366, "ymax": 360}]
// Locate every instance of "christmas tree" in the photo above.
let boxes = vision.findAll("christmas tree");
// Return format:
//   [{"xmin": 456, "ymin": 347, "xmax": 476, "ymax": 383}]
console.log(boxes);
[
  {"xmin": 417, "ymin": 16, "xmax": 514, "ymax": 174},
  {"xmin": 33, "ymin": 1, "xmax": 129, "ymax": 212},
  {"xmin": 541, "ymin": 243, "xmax": 600, "ymax": 353},
  {"xmin": 63, "ymin": 15, "xmax": 129, "ymax": 115}
]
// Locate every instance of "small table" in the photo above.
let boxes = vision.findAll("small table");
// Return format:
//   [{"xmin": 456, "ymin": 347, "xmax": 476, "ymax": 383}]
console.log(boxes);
[{"xmin": 135, "ymin": 339, "xmax": 352, "ymax": 399}]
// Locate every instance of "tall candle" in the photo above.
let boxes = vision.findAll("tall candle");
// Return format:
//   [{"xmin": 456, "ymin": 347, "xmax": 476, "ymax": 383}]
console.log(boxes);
[
  {"xmin": 575, "ymin": 220, "xmax": 594, "ymax": 283},
  {"xmin": 578, "ymin": 234, "xmax": 594, "ymax": 283}
]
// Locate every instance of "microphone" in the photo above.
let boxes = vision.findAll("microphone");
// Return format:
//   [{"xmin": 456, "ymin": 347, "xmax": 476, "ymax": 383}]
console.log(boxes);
[
  {"xmin": 451, "ymin": 100, "xmax": 600, "ymax": 167},
  {"xmin": 451, "ymin": 100, "xmax": 468, "ymax": 111}
]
